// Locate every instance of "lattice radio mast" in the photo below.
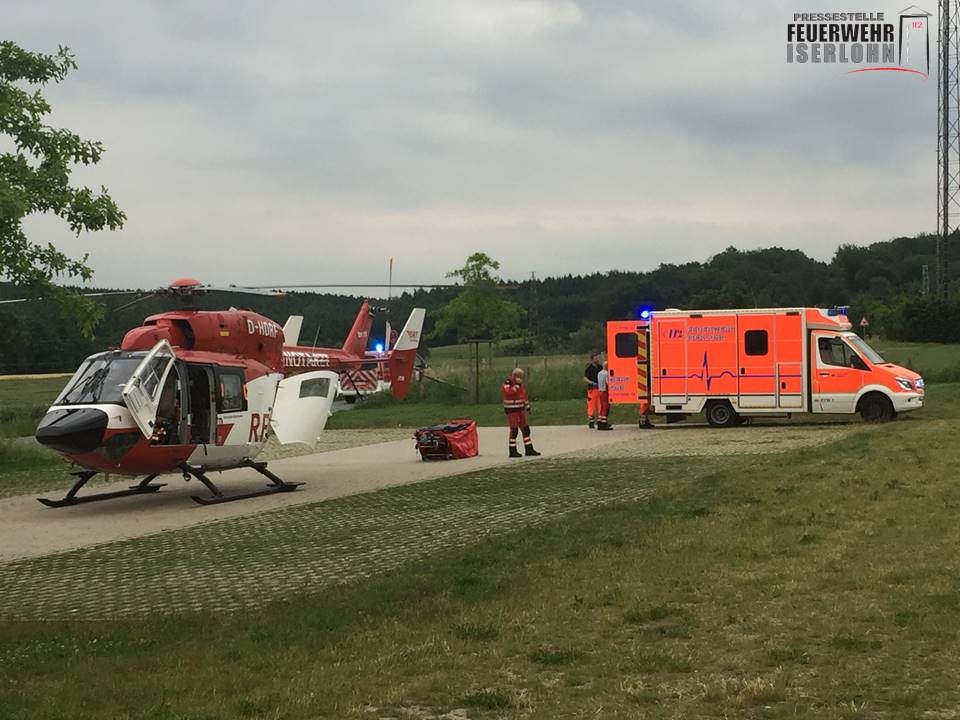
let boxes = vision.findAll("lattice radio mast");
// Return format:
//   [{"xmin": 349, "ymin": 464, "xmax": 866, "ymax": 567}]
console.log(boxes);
[{"xmin": 938, "ymin": 0, "xmax": 960, "ymax": 297}]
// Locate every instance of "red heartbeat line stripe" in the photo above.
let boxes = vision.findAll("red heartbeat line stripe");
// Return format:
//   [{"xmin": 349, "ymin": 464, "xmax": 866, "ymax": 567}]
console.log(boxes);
[{"xmin": 845, "ymin": 66, "xmax": 928, "ymax": 80}]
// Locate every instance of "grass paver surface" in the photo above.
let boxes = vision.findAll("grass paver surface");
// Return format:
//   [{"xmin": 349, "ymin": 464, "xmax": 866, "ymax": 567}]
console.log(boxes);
[{"xmin": 0, "ymin": 384, "xmax": 955, "ymax": 719}]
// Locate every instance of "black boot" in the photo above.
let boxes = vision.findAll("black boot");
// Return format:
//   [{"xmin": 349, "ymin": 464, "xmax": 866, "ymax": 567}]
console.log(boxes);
[
  {"xmin": 588, "ymin": 419, "xmax": 595, "ymax": 429},
  {"xmin": 598, "ymin": 421, "xmax": 613, "ymax": 431},
  {"xmin": 524, "ymin": 444, "xmax": 541, "ymax": 457},
  {"xmin": 509, "ymin": 447, "xmax": 523, "ymax": 458}
]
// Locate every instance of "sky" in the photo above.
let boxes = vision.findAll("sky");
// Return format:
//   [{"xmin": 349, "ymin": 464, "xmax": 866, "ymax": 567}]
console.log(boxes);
[{"xmin": 6, "ymin": 0, "xmax": 938, "ymax": 291}]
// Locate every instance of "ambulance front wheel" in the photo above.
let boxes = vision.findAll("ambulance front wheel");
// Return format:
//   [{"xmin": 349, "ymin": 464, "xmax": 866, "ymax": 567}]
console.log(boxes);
[
  {"xmin": 858, "ymin": 393, "xmax": 894, "ymax": 423},
  {"xmin": 705, "ymin": 400, "xmax": 740, "ymax": 428}
]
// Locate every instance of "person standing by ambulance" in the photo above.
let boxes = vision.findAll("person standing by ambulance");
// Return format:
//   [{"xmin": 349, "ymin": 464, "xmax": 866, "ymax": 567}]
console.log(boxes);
[
  {"xmin": 596, "ymin": 361, "xmax": 613, "ymax": 430},
  {"xmin": 502, "ymin": 368, "xmax": 541, "ymax": 458},
  {"xmin": 583, "ymin": 351, "xmax": 602, "ymax": 428}
]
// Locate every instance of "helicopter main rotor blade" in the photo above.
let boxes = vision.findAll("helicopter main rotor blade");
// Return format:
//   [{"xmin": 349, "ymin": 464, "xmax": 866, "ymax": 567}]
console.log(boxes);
[
  {"xmin": 0, "ymin": 291, "xmax": 139, "ymax": 305},
  {"xmin": 242, "ymin": 283, "xmax": 458, "ymax": 290},
  {"xmin": 198, "ymin": 285, "xmax": 287, "ymax": 296},
  {"xmin": 111, "ymin": 293, "xmax": 159, "ymax": 313}
]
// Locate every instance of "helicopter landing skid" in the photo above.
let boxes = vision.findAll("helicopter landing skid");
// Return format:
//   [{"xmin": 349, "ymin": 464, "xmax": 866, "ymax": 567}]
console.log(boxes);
[
  {"xmin": 38, "ymin": 472, "xmax": 166, "ymax": 508},
  {"xmin": 182, "ymin": 460, "xmax": 303, "ymax": 506}
]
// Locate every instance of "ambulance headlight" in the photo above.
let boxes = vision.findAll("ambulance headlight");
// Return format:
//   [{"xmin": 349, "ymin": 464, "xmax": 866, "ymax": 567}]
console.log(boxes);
[
  {"xmin": 895, "ymin": 377, "xmax": 914, "ymax": 391},
  {"xmin": 916, "ymin": 377, "xmax": 925, "ymax": 389}
]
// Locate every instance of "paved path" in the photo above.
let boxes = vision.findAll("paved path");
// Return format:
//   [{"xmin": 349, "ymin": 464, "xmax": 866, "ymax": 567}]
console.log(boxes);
[{"xmin": 0, "ymin": 425, "xmax": 624, "ymax": 564}]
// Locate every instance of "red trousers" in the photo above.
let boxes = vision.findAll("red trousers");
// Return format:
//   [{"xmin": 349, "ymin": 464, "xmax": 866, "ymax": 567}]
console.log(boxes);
[
  {"xmin": 507, "ymin": 410, "xmax": 528, "ymax": 429},
  {"xmin": 586, "ymin": 387, "xmax": 600, "ymax": 418},
  {"xmin": 598, "ymin": 391, "xmax": 610, "ymax": 420}
]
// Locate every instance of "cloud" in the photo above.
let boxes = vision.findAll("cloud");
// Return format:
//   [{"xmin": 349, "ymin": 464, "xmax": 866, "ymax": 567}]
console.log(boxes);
[{"xmin": 5, "ymin": 0, "xmax": 937, "ymax": 291}]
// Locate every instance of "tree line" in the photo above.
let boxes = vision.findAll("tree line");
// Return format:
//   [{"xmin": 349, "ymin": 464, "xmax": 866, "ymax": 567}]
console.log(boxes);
[{"xmin": 0, "ymin": 233, "xmax": 955, "ymax": 374}]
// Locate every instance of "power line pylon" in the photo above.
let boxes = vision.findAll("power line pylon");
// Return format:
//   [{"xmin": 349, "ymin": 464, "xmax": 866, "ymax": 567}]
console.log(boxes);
[
  {"xmin": 938, "ymin": 0, "xmax": 960, "ymax": 297},
  {"xmin": 528, "ymin": 271, "xmax": 539, "ymax": 337}
]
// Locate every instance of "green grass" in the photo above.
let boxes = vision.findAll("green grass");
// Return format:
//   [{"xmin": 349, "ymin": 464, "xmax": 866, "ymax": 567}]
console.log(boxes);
[
  {"xmin": 0, "ymin": 439, "xmax": 63, "ymax": 498},
  {"xmin": 0, "ymin": 375, "xmax": 66, "ymax": 438},
  {"xmin": 871, "ymin": 339, "xmax": 960, "ymax": 382},
  {"xmin": 0, "ymin": 385, "xmax": 957, "ymax": 718}
]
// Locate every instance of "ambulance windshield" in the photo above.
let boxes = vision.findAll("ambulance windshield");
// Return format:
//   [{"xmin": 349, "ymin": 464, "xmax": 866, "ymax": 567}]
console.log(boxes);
[
  {"xmin": 55, "ymin": 353, "xmax": 145, "ymax": 406},
  {"xmin": 846, "ymin": 335, "xmax": 886, "ymax": 365}
]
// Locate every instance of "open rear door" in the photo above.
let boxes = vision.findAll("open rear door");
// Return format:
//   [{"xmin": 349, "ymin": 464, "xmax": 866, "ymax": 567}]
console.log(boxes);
[
  {"xmin": 270, "ymin": 369, "xmax": 338, "ymax": 448},
  {"xmin": 606, "ymin": 321, "xmax": 649, "ymax": 404},
  {"xmin": 122, "ymin": 340, "xmax": 177, "ymax": 438}
]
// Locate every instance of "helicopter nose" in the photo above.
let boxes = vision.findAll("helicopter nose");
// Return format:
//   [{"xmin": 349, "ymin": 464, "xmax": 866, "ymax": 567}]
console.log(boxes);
[{"xmin": 35, "ymin": 408, "xmax": 109, "ymax": 454}]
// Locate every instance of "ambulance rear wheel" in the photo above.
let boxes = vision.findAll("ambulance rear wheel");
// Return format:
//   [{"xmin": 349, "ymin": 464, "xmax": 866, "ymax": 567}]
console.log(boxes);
[
  {"xmin": 344, "ymin": 395, "xmax": 357, "ymax": 404},
  {"xmin": 859, "ymin": 394, "xmax": 894, "ymax": 423},
  {"xmin": 706, "ymin": 401, "xmax": 739, "ymax": 428}
]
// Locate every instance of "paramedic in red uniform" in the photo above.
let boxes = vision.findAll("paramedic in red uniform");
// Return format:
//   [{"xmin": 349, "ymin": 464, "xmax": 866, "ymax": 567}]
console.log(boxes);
[
  {"xmin": 583, "ymin": 352, "xmax": 602, "ymax": 428},
  {"xmin": 502, "ymin": 368, "xmax": 541, "ymax": 458}
]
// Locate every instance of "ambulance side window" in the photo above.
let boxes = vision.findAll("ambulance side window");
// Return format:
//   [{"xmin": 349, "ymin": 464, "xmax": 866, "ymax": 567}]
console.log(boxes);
[
  {"xmin": 217, "ymin": 369, "xmax": 246, "ymax": 413},
  {"xmin": 818, "ymin": 337, "xmax": 844, "ymax": 366},
  {"xmin": 744, "ymin": 330, "xmax": 768, "ymax": 356},
  {"xmin": 818, "ymin": 337, "xmax": 866, "ymax": 369},
  {"xmin": 614, "ymin": 333, "xmax": 638, "ymax": 358}
]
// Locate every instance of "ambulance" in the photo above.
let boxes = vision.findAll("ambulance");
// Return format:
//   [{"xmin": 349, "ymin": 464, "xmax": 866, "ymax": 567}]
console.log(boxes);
[{"xmin": 606, "ymin": 307, "xmax": 925, "ymax": 426}]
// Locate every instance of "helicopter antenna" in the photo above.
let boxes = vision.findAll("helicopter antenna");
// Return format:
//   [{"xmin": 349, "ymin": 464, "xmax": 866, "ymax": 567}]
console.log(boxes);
[{"xmin": 388, "ymin": 258, "xmax": 393, "ymax": 305}]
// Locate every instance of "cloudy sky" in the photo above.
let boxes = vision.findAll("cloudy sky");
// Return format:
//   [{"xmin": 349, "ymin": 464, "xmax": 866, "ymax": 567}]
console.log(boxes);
[{"xmin": 8, "ymin": 0, "xmax": 936, "ymax": 291}]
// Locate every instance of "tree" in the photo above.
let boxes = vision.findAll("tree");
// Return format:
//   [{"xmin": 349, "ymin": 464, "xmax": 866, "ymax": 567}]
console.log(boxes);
[
  {"xmin": 0, "ymin": 42, "xmax": 125, "ymax": 335},
  {"xmin": 432, "ymin": 252, "xmax": 524, "ymax": 342}
]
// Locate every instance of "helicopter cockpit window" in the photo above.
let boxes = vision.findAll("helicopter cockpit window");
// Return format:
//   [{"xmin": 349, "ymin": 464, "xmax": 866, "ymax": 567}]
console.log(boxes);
[
  {"xmin": 217, "ymin": 371, "xmax": 246, "ymax": 413},
  {"xmin": 55, "ymin": 354, "xmax": 145, "ymax": 406}
]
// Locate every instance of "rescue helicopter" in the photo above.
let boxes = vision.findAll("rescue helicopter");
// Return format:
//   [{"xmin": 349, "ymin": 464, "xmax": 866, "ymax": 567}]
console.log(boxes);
[{"xmin": 18, "ymin": 278, "xmax": 425, "ymax": 507}]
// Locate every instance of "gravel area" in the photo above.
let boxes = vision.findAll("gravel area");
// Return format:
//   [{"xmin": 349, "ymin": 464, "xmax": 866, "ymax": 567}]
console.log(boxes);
[
  {"xmin": 576, "ymin": 423, "xmax": 863, "ymax": 459},
  {"xmin": 258, "ymin": 428, "xmax": 414, "ymax": 460}
]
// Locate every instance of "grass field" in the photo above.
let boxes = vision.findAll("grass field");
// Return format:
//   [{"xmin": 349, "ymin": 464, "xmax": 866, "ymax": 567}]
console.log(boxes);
[
  {"xmin": 0, "ymin": 385, "xmax": 958, "ymax": 719},
  {"xmin": 0, "ymin": 374, "xmax": 69, "ymax": 438}
]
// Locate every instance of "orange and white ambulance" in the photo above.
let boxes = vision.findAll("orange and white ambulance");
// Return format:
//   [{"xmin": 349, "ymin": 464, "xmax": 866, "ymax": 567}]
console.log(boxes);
[{"xmin": 606, "ymin": 307, "xmax": 925, "ymax": 427}]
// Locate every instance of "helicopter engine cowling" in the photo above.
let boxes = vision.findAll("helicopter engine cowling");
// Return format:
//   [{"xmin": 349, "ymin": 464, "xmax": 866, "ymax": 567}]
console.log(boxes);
[
  {"xmin": 121, "ymin": 324, "xmax": 180, "ymax": 351},
  {"xmin": 121, "ymin": 311, "xmax": 284, "ymax": 372}
]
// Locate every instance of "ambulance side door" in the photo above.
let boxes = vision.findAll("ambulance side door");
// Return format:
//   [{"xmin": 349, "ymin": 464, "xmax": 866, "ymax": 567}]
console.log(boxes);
[
  {"xmin": 737, "ymin": 315, "xmax": 776, "ymax": 408},
  {"xmin": 811, "ymin": 333, "xmax": 866, "ymax": 413},
  {"xmin": 655, "ymin": 319, "xmax": 688, "ymax": 404},
  {"xmin": 775, "ymin": 312, "xmax": 804, "ymax": 409}
]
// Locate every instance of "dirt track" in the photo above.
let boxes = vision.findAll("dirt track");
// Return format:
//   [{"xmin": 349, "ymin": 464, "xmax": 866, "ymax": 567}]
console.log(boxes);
[
  {"xmin": 0, "ymin": 423, "xmax": 858, "ymax": 565},
  {"xmin": 0, "ymin": 426, "xmax": 625, "ymax": 563}
]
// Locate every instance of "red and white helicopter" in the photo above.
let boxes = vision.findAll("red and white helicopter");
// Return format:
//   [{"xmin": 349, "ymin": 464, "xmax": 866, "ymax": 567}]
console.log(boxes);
[{"xmin": 28, "ymin": 278, "xmax": 425, "ymax": 507}]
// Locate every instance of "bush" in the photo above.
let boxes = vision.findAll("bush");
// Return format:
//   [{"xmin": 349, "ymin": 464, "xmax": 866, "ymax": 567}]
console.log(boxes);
[{"xmin": 892, "ymin": 296, "xmax": 960, "ymax": 343}]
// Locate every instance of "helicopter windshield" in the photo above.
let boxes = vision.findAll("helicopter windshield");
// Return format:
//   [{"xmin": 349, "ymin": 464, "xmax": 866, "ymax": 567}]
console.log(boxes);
[{"xmin": 55, "ymin": 353, "xmax": 146, "ymax": 406}]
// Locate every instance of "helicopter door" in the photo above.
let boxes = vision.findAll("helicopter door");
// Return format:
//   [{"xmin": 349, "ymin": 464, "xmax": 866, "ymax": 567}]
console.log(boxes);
[
  {"xmin": 122, "ymin": 340, "xmax": 177, "ymax": 439},
  {"xmin": 269, "ymin": 370, "xmax": 338, "ymax": 449}
]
